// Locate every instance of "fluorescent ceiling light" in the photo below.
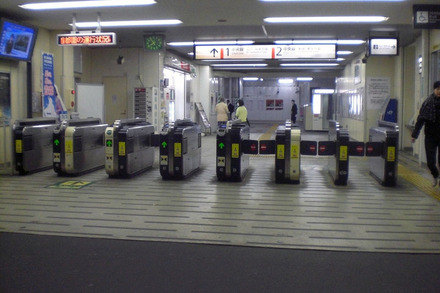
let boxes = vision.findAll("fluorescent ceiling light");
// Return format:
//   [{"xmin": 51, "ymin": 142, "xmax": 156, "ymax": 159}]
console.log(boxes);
[
  {"xmin": 336, "ymin": 40, "xmax": 365, "ymax": 45},
  {"xmin": 20, "ymin": 0, "xmax": 156, "ymax": 10},
  {"xmin": 278, "ymin": 78, "xmax": 294, "ymax": 84},
  {"xmin": 297, "ymin": 77, "xmax": 313, "ymax": 81},
  {"xmin": 274, "ymin": 40, "xmax": 365, "ymax": 45},
  {"xmin": 264, "ymin": 16, "xmax": 388, "ymax": 23},
  {"xmin": 275, "ymin": 40, "xmax": 337, "ymax": 44},
  {"xmin": 202, "ymin": 59, "xmax": 265, "ymax": 62},
  {"xmin": 314, "ymin": 89, "xmax": 335, "ymax": 94},
  {"xmin": 196, "ymin": 40, "xmax": 254, "ymax": 45},
  {"xmin": 168, "ymin": 42, "xmax": 194, "ymax": 46},
  {"xmin": 337, "ymin": 51, "xmax": 353, "ymax": 55},
  {"xmin": 280, "ymin": 63, "xmax": 339, "ymax": 67},
  {"xmin": 211, "ymin": 64, "xmax": 268, "ymax": 67},
  {"xmin": 72, "ymin": 19, "xmax": 182, "ymax": 28},
  {"xmin": 243, "ymin": 77, "xmax": 260, "ymax": 81},
  {"xmin": 168, "ymin": 40, "xmax": 254, "ymax": 46},
  {"xmin": 261, "ymin": 0, "xmax": 403, "ymax": 2}
]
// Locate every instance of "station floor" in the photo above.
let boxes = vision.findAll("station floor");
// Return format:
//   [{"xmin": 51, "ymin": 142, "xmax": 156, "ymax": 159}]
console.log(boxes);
[{"xmin": 1, "ymin": 121, "xmax": 440, "ymax": 292}]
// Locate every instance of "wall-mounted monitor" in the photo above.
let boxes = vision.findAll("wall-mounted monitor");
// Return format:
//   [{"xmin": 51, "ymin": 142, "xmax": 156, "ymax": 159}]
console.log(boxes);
[
  {"xmin": 369, "ymin": 37, "xmax": 398, "ymax": 56},
  {"xmin": 0, "ymin": 19, "xmax": 38, "ymax": 62}
]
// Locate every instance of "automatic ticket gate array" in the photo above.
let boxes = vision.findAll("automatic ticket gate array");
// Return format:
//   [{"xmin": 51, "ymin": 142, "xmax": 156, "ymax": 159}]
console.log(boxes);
[
  {"xmin": 105, "ymin": 118, "xmax": 155, "ymax": 177},
  {"xmin": 13, "ymin": 118, "xmax": 59, "ymax": 175},
  {"xmin": 53, "ymin": 118, "xmax": 108, "ymax": 176},
  {"xmin": 253, "ymin": 120, "xmax": 398, "ymax": 185},
  {"xmin": 216, "ymin": 120, "xmax": 258, "ymax": 181},
  {"xmin": 159, "ymin": 119, "xmax": 202, "ymax": 179}
]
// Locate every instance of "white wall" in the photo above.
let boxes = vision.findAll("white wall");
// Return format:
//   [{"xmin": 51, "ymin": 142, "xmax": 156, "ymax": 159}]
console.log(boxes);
[{"xmin": 243, "ymin": 80, "xmax": 299, "ymax": 122}]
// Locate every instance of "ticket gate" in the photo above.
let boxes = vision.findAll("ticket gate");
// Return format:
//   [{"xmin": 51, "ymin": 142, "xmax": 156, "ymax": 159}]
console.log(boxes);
[
  {"xmin": 367, "ymin": 121, "xmax": 398, "ymax": 186},
  {"xmin": 53, "ymin": 118, "xmax": 108, "ymax": 176},
  {"xmin": 260, "ymin": 120, "xmax": 317, "ymax": 184},
  {"xmin": 159, "ymin": 119, "xmax": 202, "ymax": 179},
  {"xmin": 216, "ymin": 120, "xmax": 258, "ymax": 181},
  {"xmin": 105, "ymin": 118, "xmax": 155, "ymax": 178},
  {"xmin": 317, "ymin": 121, "xmax": 365, "ymax": 185},
  {"xmin": 13, "ymin": 118, "xmax": 59, "ymax": 175}
]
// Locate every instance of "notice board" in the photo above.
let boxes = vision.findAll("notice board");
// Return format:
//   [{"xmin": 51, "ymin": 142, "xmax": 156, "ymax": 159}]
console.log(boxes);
[{"xmin": 76, "ymin": 83, "xmax": 104, "ymax": 121}]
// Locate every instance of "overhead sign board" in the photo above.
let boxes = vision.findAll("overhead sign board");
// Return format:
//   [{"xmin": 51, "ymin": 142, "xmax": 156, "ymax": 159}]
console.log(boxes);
[
  {"xmin": 413, "ymin": 5, "xmax": 440, "ymax": 29},
  {"xmin": 57, "ymin": 32, "xmax": 117, "ymax": 46},
  {"xmin": 194, "ymin": 44, "xmax": 336, "ymax": 60},
  {"xmin": 369, "ymin": 38, "xmax": 398, "ymax": 56}
]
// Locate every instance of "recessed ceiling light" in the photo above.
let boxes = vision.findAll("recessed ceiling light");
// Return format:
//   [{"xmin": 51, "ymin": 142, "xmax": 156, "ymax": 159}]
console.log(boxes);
[
  {"xmin": 243, "ymin": 77, "xmax": 260, "ymax": 81},
  {"xmin": 265, "ymin": 16, "xmax": 388, "ymax": 23},
  {"xmin": 20, "ymin": 0, "xmax": 156, "ymax": 10},
  {"xmin": 296, "ymin": 77, "xmax": 313, "ymax": 81},
  {"xmin": 72, "ymin": 19, "xmax": 182, "ymax": 28}
]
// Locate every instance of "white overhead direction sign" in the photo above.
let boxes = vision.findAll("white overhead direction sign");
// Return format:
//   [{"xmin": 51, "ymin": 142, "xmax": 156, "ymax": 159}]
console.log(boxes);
[{"xmin": 194, "ymin": 44, "xmax": 336, "ymax": 60}]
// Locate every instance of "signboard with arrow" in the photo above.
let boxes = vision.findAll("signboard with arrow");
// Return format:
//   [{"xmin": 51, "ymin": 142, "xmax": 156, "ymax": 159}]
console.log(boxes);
[{"xmin": 194, "ymin": 44, "xmax": 336, "ymax": 60}]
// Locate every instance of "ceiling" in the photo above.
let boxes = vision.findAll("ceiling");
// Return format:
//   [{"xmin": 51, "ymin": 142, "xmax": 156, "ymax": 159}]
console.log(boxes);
[{"xmin": 0, "ymin": 0, "xmax": 438, "ymax": 77}]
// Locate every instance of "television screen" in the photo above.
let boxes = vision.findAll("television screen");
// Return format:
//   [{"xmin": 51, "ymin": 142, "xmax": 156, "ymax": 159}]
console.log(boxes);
[
  {"xmin": 0, "ymin": 19, "xmax": 38, "ymax": 62},
  {"xmin": 369, "ymin": 38, "xmax": 398, "ymax": 56}
]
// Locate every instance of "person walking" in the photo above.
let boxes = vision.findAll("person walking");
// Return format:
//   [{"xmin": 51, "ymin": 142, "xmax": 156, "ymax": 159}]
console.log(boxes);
[
  {"xmin": 215, "ymin": 97, "xmax": 229, "ymax": 128},
  {"xmin": 291, "ymin": 100, "xmax": 298, "ymax": 124},
  {"xmin": 411, "ymin": 80, "xmax": 440, "ymax": 187}
]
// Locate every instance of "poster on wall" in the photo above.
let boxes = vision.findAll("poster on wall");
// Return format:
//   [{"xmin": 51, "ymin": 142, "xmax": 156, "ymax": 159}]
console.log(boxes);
[
  {"xmin": 42, "ymin": 52, "xmax": 66, "ymax": 118},
  {"xmin": 266, "ymin": 99, "xmax": 275, "ymax": 110},
  {"xmin": 275, "ymin": 99, "xmax": 283, "ymax": 110},
  {"xmin": 42, "ymin": 52, "xmax": 56, "ymax": 117},
  {"xmin": 366, "ymin": 77, "xmax": 390, "ymax": 110},
  {"xmin": 0, "ymin": 73, "xmax": 11, "ymax": 120}
]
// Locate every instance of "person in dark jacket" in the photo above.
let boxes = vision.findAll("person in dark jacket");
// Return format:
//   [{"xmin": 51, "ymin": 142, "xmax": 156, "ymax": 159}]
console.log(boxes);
[
  {"xmin": 227, "ymin": 99, "xmax": 234, "ymax": 120},
  {"xmin": 291, "ymin": 100, "xmax": 298, "ymax": 124},
  {"xmin": 412, "ymin": 80, "xmax": 440, "ymax": 187}
]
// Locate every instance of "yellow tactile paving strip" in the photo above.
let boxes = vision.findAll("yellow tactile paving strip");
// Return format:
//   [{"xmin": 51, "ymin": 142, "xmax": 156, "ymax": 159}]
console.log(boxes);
[{"xmin": 398, "ymin": 164, "xmax": 440, "ymax": 201}]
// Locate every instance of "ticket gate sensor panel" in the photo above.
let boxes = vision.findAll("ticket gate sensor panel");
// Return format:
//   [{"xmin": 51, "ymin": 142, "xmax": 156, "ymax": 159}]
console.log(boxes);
[
  {"xmin": 319, "ymin": 121, "xmax": 364, "ymax": 186},
  {"xmin": 13, "ymin": 118, "xmax": 59, "ymax": 175},
  {"xmin": 217, "ymin": 120, "xmax": 256, "ymax": 181},
  {"xmin": 105, "ymin": 118, "xmax": 155, "ymax": 178},
  {"xmin": 53, "ymin": 118, "xmax": 108, "ymax": 176},
  {"xmin": 368, "ymin": 123, "xmax": 398, "ymax": 186},
  {"xmin": 160, "ymin": 119, "xmax": 201, "ymax": 179},
  {"xmin": 275, "ymin": 124, "xmax": 302, "ymax": 184}
]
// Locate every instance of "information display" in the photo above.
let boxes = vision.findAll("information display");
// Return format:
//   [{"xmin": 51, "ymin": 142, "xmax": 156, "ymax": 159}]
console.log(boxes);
[
  {"xmin": 0, "ymin": 19, "xmax": 38, "ymax": 61},
  {"xmin": 194, "ymin": 44, "xmax": 336, "ymax": 60},
  {"xmin": 57, "ymin": 32, "xmax": 116, "ymax": 46}
]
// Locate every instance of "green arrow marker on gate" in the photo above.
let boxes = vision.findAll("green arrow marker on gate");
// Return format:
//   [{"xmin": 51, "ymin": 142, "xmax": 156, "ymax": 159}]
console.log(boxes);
[
  {"xmin": 219, "ymin": 142, "xmax": 225, "ymax": 149},
  {"xmin": 161, "ymin": 141, "xmax": 167, "ymax": 148},
  {"xmin": 106, "ymin": 140, "xmax": 112, "ymax": 147},
  {"xmin": 54, "ymin": 139, "xmax": 60, "ymax": 146}
]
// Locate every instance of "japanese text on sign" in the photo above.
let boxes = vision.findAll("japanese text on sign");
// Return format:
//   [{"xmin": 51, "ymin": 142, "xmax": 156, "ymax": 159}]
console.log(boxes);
[
  {"xmin": 57, "ymin": 33, "xmax": 117, "ymax": 46},
  {"xmin": 195, "ymin": 44, "xmax": 336, "ymax": 60}
]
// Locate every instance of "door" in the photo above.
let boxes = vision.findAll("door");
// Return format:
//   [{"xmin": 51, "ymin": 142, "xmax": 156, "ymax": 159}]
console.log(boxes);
[{"xmin": 103, "ymin": 76, "xmax": 127, "ymax": 124}]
